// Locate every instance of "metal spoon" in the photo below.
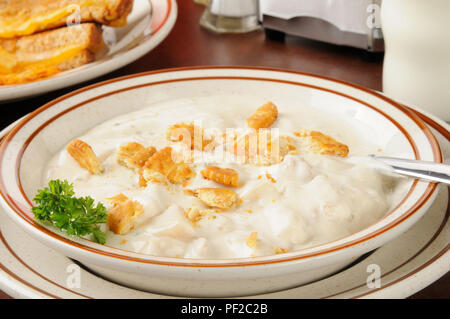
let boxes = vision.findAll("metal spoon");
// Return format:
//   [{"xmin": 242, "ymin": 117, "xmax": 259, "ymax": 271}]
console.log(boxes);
[{"xmin": 370, "ymin": 155, "xmax": 450, "ymax": 185}]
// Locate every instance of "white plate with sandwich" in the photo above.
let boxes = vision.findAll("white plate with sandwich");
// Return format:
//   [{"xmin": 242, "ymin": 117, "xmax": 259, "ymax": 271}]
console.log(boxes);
[{"xmin": 0, "ymin": 0, "xmax": 177, "ymax": 102}]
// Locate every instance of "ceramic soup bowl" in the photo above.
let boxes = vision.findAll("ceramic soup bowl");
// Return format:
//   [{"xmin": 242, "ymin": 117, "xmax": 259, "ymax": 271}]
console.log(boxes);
[{"xmin": 0, "ymin": 67, "xmax": 442, "ymax": 297}]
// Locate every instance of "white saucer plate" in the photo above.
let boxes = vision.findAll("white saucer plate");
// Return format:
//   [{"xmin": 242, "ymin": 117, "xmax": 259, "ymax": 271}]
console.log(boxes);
[
  {"xmin": 0, "ymin": 0, "xmax": 177, "ymax": 102},
  {"xmin": 0, "ymin": 106, "xmax": 448, "ymax": 299}
]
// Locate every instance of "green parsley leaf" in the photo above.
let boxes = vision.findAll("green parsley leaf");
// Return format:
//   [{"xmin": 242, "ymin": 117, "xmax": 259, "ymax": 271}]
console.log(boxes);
[{"xmin": 32, "ymin": 179, "xmax": 108, "ymax": 244}]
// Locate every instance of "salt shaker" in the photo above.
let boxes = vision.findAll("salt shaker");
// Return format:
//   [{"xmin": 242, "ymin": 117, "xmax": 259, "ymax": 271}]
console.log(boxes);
[{"xmin": 200, "ymin": 0, "xmax": 261, "ymax": 33}]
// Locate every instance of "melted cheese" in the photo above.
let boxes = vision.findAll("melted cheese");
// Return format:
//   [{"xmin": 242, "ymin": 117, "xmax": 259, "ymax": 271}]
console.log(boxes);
[
  {"xmin": 0, "ymin": 0, "xmax": 104, "ymax": 38},
  {"xmin": 0, "ymin": 44, "xmax": 88, "ymax": 85},
  {"xmin": 0, "ymin": 47, "xmax": 18, "ymax": 72}
]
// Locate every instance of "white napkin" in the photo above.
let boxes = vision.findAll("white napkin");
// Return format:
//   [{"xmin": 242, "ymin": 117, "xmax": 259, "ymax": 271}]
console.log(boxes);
[{"xmin": 259, "ymin": 0, "xmax": 379, "ymax": 34}]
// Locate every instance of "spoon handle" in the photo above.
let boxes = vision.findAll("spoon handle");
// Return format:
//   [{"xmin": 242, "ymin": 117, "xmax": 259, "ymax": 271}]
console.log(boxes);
[{"xmin": 371, "ymin": 156, "xmax": 450, "ymax": 185}]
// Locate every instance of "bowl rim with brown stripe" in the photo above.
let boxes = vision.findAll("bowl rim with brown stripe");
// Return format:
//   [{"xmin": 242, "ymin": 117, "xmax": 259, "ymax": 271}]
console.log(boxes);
[{"xmin": 0, "ymin": 66, "xmax": 442, "ymax": 270}]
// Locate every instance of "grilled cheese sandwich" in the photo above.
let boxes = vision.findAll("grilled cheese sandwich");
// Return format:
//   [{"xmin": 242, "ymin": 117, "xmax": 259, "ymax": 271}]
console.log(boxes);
[
  {"xmin": 0, "ymin": 23, "xmax": 104, "ymax": 85},
  {"xmin": 0, "ymin": 0, "xmax": 133, "ymax": 38},
  {"xmin": 0, "ymin": 0, "xmax": 134, "ymax": 85}
]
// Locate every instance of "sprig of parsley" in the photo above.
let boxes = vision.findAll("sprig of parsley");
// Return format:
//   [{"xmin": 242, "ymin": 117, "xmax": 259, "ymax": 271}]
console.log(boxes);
[{"xmin": 32, "ymin": 179, "xmax": 108, "ymax": 244}]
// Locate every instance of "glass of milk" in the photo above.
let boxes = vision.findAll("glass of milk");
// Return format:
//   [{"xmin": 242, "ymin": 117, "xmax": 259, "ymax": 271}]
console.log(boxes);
[
  {"xmin": 200, "ymin": 0, "xmax": 261, "ymax": 33},
  {"xmin": 381, "ymin": 0, "xmax": 450, "ymax": 121}
]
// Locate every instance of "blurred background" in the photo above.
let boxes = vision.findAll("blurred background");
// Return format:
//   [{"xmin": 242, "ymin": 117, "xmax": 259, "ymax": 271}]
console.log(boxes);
[{"xmin": 0, "ymin": 0, "xmax": 448, "ymax": 299}]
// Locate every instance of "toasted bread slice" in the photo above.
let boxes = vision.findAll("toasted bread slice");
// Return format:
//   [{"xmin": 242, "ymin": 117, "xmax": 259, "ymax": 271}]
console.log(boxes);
[
  {"xmin": 67, "ymin": 139, "xmax": 104, "ymax": 174},
  {"xmin": 0, "ymin": 23, "xmax": 104, "ymax": 85},
  {"xmin": 117, "ymin": 142, "xmax": 157, "ymax": 172},
  {"xmin": 201, "ymin": 166, "xmax": 239, "ymax": 187},
  {"xmin": 142, "ymin": 147, "xmax": 196, "ymax": 185},
  {"xmin": 184, "ymin": 207, "xmax": 211, "ymax": 225},
  {"xmin": 107, "ymin": 193, "xmax": 144, "ymax": 235},
  {"xmin": 194, "ymin": 188, "xmax": 238, "ymax": 210},
  {"xmin": 294, "ymin": 129, "xmax": 349, "ymax": 157},
  {"xmin": 0, "ymin": 23, "xmax": 104, "ymax": 61},
  {"xmin": 166, "ymin": 122, "xmax": 214, "ymax": 151},
  {"xmin": 227, "ymin": 130, "xmax": 294, "ymax": 166},
  {"xmin": 0, "ymin": 0, "xmax": 134, "ymax": 38},
  {"xmin": 246, "ymin": 102, "xmax": 278, "ymax": 130}
]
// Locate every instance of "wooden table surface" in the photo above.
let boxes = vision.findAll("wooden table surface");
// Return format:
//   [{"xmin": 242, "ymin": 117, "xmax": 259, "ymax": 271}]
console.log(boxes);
[{"xmin": 0, "ymin": 0, "xmax": 448, "ymax": 299}]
